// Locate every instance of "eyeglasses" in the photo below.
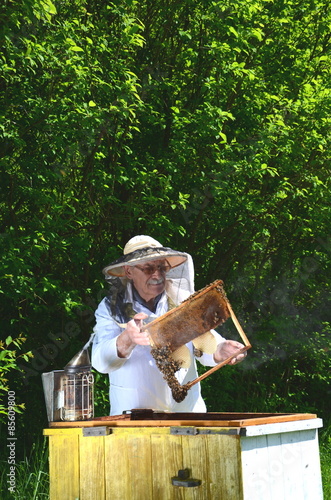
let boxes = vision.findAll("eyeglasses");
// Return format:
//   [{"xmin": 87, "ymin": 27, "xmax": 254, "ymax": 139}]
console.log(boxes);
[{"xmin": 135, "ymin": 263, "xmax": 171, "ymax": 275}]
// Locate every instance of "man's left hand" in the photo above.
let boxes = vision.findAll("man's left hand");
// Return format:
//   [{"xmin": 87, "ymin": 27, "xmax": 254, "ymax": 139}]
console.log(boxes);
[{"xmin": 213, "ymin": 340, "xmax": 247, "ymax": 365}]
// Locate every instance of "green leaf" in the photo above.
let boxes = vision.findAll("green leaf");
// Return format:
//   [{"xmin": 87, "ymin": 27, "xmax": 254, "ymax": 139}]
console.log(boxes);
[
  {"xmin": 69, "ymin": 46, "xmax": 84, "ymax": 52},
  {"xmin": 228, "ymin": 26, "xmax": 239, "ymax": 38}
]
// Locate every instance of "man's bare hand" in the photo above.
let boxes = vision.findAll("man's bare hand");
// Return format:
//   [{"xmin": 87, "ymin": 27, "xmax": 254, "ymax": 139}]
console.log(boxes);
[
  {"xmin": 116, "ymin": 313, "xmax": 149, "ymax": 358},
  {"xmin": 214, "ymin": 340, "xmax": 247, "ymax": 365}
]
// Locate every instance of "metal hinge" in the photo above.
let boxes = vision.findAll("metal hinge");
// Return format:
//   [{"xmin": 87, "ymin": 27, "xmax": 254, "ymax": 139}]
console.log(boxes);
[
  {"xmin": 170, "ymin": 427, "xmax": 198, "ymax": 435},
  {"xmin": 83, "ymin": 426, "xmax": 111, "ymax": 437},
  {"xmin": 170, "ymin": 426, "xmax": 240, "ymax": 436},
  {"xmin": 198, "ymin": 428, "xmax": 240, "ymax": 435}
]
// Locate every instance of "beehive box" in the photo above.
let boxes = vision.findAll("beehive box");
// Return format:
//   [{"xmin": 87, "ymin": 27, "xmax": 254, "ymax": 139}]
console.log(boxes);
[{"xmin": 43, "ymin": 412, "xmax": 323, "ymax": 500}]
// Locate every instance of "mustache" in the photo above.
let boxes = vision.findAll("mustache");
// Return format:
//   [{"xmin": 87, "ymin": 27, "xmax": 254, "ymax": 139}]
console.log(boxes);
[{"xmin": 147, "ymin": 278, "xmax": 165, "ymax": 285}]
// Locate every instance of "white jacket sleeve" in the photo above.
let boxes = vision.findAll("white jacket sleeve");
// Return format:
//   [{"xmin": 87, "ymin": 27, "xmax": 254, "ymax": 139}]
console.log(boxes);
[
  {"xmin": 91, "ymin": 298, "xmax": 131, "ymax": 373},
  {"xmin": 196, "ymin": 329, "xmax": 226, "ymax": 367}
]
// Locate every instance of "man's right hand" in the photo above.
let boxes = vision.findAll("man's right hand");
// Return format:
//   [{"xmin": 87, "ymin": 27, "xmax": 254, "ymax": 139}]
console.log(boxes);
[{"xmin": 116, "ymin": 313, "xmax": 149, "ymax": 358}]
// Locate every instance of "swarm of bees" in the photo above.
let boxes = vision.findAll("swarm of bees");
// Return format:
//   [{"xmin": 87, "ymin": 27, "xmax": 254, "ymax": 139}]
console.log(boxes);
[{"xmin": 151, "ymin": 344, "xmax": 189, "ymax": 403}]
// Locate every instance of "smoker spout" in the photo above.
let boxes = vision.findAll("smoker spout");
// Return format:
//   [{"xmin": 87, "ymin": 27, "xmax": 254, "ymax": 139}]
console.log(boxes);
[{"xmin": 64, "ymin": 347, "xmax": 92, "ymax": 374}]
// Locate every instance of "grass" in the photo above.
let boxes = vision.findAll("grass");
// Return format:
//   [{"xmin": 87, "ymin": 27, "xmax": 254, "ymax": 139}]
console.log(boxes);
[
  {"xmin": 320, "ymin": 428, "xmax": 331, "ymax": 500},
  {"xmin": 1, "ymin": 438, "xmax": 49, "ymax": 500}
]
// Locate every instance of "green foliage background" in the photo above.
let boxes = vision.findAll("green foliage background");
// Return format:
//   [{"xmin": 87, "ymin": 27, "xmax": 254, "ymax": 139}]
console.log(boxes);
[{"xmin": 0, "ymin": 0, "xmax": 330, "ymax": 465}]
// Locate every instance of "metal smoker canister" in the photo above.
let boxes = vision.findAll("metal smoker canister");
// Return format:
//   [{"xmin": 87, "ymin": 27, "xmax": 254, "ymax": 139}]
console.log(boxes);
[{"xmin": 61, "ymin": 347, "xmax": 94, "ymax": 421}]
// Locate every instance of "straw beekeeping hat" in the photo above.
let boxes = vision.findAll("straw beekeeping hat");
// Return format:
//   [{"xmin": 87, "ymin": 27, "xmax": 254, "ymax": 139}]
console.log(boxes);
[{"xmin": 102, "ymin": 235, "xmax": 187, "ymax": 278}]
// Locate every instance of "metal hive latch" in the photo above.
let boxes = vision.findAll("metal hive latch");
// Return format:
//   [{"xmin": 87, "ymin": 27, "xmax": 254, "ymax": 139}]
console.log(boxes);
[{"xmin": 171, "ymin": 468, "xmax": 202, "ymax": 488}]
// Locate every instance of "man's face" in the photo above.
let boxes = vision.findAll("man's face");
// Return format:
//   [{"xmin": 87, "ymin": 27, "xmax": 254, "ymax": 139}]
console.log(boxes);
[{"xmin": 125, "ymin": 259, "xmax": 170, "ymax": 302}]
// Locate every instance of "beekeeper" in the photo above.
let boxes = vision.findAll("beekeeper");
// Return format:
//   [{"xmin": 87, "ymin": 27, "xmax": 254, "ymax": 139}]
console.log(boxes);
[{"xmin": 92, "ymin": 235, "xmax": 246, "ymax": 415}]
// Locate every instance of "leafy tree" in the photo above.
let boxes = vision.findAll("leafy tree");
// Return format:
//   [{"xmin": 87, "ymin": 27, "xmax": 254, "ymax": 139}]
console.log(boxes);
[
  {"xmin": 0, "ymin": 335, "xmax": 32, "ymax": 422},
  {"xmin": 0, "ymin": 0, "xmax": 330, "ymax": 453}
]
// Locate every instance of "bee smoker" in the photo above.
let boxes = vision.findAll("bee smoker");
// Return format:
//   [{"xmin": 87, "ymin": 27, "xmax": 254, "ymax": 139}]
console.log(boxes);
[
  {"xmin": 60, "ymin": 346, "xmax": 94, "ymax": 421},
  {"xmin": 42, "ymin": 338, "xmax": 94, "ymax": 422}
]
